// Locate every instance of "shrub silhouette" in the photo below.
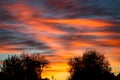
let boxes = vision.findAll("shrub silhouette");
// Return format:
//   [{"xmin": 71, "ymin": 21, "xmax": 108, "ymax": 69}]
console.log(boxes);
[
  {"xmin": 0, "ymin": 53, "xmax": 49, "ymax": 80},
  {"xmin": 68, "ymin": 49, "xmax": 116, "ymax": 80}
]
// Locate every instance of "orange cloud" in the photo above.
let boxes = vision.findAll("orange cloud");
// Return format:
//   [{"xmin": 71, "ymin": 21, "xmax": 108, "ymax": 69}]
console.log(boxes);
[
  {"xmin": 80, "ymin": 32, "xmax": 119, "ymax": 36},
  {"xmin": 96, "ymin": 39, "xmax": 120, "ymax": 47},
  {"xmin": 0, "ymin": 45, "xmax": 25, "ymax": 54},
  {"xmin": 4, "ymin": 3, "xmax": 35, "ymax": 20},
  {"xmin": 42, "ymin": 18, "xmax": 116, "ymax": 28},
  {"xmin": 26, "ymin": 21, "xmax": 67, "ymax": 34}
]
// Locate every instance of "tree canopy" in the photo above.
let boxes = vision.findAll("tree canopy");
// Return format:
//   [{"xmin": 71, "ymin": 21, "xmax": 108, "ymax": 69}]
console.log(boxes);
[
  {"xmin": 68, "ymin": 49, "xmax": 116, "ymax": 80},
  {"xmin": 0, "ymin": 53, "xmax": 49, "ymax": 80}
]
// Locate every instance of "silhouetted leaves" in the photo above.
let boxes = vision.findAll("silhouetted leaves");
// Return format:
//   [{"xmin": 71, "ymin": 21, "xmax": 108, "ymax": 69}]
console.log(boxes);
[
  {"xmin": 0, "ymin": 53, "xmax": 49, "ymax": 80},
  {"xmin": 68, "ymin": 49, "xmax": 117, "ymax": 80},
  {"xmin": 0, "ymin": 49, "xmax": 120, "ymax": 80}
]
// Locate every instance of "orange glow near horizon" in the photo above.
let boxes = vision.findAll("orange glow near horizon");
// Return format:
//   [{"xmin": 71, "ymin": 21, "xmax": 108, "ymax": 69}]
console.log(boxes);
[{"xmin": 42, "ymin": 62, "xmax": 69, "ymax": 80}]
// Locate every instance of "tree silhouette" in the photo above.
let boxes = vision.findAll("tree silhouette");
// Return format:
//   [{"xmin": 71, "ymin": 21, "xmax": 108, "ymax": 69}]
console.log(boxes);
[
  {"xmin": 1, "ymin": 55, "xmax": 22, "ymax": 80},
  {"xmin": 0, "ymin": 53, "xmax": 49, "ymax": 80},
  {"xmin": 68, "ymin": 49, "xmax": 116, "ymax": 80}
]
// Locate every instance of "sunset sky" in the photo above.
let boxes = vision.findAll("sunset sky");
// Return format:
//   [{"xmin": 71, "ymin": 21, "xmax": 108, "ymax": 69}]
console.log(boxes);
[{"xmin": 0, "ymin": 0, "xmax": 120, "ymax": 80}]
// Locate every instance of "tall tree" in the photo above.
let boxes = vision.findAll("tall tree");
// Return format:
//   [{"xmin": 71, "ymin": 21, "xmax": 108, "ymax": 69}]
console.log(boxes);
[
  {"xmin": 68, "ymin": 49, "xmax": 113, "ymax": 80},
  {"xmin": 1, "ymin": 53, "xmax": 49, "ymax": 80}
]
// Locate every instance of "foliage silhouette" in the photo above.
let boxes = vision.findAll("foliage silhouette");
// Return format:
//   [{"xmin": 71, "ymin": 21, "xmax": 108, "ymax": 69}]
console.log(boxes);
[
  {"xmin": 0, "ymin": 53, "xmax": 49, "ymax": 80},
  {"xmin": 68, "ymin": 49, "xmax": 117, "ymax": 80},
  {"xmin": 117, "ymin": 73, "xmax": 120, "ymax": 80}
]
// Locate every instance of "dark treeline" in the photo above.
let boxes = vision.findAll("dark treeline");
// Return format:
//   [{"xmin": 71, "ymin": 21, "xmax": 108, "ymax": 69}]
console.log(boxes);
[
  {"xmin": 0, "ymin": 49, "xmax": 120, "ymax": 80},
  {"xmin": 0, "ymin": 54, "xmax": 49, "ymax": 80},
  {"xmin": 68, "ymin": 49, "xmax": 120, "ymax": 80}
]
